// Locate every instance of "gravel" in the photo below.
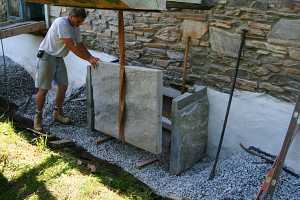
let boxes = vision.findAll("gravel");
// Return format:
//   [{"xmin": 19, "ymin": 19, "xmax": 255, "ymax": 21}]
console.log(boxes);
[{"xmin": 1, "ymin": 58, "xmax": 300, "ymax": 200}]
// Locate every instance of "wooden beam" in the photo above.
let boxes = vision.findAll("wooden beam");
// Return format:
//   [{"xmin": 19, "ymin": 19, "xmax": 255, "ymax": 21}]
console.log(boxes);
[
  {"xmin": 25, "ymin": 0, "xmax": 166, "ymax": 11},
  {"xmin": 0, "ymin": 21, "xmax": 45, "ymax": 39},
  {"xmin": 118, "ymin": 11, "xmax": 126, "ymax": 143},
  {"xmin": 25, "ymin": 0, "xmax": 131, "ymax": 10}
]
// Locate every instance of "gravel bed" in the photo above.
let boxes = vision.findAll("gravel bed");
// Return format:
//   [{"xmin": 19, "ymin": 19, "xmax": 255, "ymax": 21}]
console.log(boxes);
[{"xmin": 1, "ymin": 57, "xmax": 300, "ymax": 200}]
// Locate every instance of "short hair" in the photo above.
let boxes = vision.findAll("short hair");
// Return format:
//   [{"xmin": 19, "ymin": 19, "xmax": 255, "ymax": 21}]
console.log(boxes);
[{"xmin": 69, "ymin": 8, "xmax": 87, "ymax": 19}]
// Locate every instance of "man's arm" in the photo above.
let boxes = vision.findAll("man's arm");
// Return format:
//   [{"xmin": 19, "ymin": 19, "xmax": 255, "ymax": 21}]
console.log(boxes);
[{"xmin": 62, "ymin": 38, "xmax": 99, "ymax": 66}]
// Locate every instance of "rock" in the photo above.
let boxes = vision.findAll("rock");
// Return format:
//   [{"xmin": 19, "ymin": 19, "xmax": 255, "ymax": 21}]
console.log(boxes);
[
  {"xmin": 209, "ymin": 27, "xmax": 241, "ymax": 58},
  {"xmin": 264, "ymin": 64, "xmax": 281, "ymax": 73},
  {"xmin": 181, "ymin": 20, "xmax": 208, "ymax": 39},
  {"xmin": 288, "ymin": 47, "xmax": 300, "ymax": 61},
  {"xmin": 268, "ymin": 19, "xmax": 300, "ymax": 47},
  {"xmin": 155, "ymin": 26, "xmax": 180, "ymax": 42},
  {"xmin": 236, "ymin": 79, "xmax": 258, "ymax": 91},
  {"xmin": 167, "ymin": 50, "xmax": 184, "ymax": 61},
  {"xmin": 246, "ymin": 40, "xmax": 267, "ymax": 49},
  {"xmin": 259, "ymin": 82, "xmax": 284, "ymax": 93},
  {"xmin": 255, "ymin": 67, "xmax": 270, "ymax": 76}
]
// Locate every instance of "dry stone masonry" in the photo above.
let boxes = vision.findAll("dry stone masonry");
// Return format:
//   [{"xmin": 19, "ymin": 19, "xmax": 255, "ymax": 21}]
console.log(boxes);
[
  {"xmin": 0, "ymin": 0, "xmax": 6, "ymax": 20},
  {"xmin": 46, "ymin": 0, "xmax": 300, "ymax": 102}
]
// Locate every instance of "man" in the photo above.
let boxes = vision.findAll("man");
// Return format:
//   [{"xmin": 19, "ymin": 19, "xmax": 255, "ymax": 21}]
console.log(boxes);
[{"xmin": 34, "ymin": 8, "xmax": 99, "ymax": 131}]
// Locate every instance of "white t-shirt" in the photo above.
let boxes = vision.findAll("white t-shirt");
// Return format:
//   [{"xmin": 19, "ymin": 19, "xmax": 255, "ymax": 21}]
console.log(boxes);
[{"xmin": 39, "ymin": 16, "xmax": 82, "ymax": 58}]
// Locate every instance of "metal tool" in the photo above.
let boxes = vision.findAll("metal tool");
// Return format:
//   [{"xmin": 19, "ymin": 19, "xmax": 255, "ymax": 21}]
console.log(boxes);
[{"xmin": 208, "ymin": 29, "xmax": 248, "ymax": 180}]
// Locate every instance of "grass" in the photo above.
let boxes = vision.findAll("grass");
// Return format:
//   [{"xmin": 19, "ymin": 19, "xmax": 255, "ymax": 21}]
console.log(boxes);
[{"xmin": 0, "ymin": 119, "xmax": 162, "ymax": 200}]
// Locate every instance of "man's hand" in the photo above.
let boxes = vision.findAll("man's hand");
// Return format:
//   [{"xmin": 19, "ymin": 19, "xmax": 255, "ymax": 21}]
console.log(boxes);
[{"xmin": 88, "ymin": 56, "xmax": 100, "ymax": 69}]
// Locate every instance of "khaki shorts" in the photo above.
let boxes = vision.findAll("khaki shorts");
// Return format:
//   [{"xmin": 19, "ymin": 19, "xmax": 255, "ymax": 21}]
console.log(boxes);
[{"xmin": 35, "ymin": 52, "xmax": 68, "ymax": 90}]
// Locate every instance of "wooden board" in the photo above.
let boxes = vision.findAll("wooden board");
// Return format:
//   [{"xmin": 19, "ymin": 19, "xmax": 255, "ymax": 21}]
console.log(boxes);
[
  {"xmin": 0, "ymin": 21, "xmax": 45, "ymax": 39},
  {"xmin": 25, "ymin": 0, "xmax": 166, "ymax": 11}
]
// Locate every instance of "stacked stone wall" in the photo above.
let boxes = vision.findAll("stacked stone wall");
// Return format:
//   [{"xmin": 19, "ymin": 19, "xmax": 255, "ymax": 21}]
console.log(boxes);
[{"xmin": 49, "ymin": 1, "xmax": 300, "ymax": 102}]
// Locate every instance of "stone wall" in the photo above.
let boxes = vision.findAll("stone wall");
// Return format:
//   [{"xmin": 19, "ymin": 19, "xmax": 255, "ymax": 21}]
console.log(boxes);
[
  {"xmin": 49, "ymin": 0, "xmax": 300, "ymax": 102},
  {"xmin": 0, "ymin": 0, "xmax": 6, "ymax": 20}
]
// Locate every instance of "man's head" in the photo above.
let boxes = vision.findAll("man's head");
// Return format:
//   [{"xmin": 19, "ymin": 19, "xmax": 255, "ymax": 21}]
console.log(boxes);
[{"xmin": 68, "ymin": 8, "xmax": 87, "ymax": 27}]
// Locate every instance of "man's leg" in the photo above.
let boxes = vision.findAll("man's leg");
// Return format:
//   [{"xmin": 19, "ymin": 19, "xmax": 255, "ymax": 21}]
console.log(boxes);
[
  {"xmin": 34, "ymin": 88, "xmax": 48, "ymax": 131},
  {"xmin": 53, "ymin": 84, "xmax": 71, "ymax": 124},
  {"xmin": 55, "ymin": 84, "xmax": 67, "ymax": 109}
]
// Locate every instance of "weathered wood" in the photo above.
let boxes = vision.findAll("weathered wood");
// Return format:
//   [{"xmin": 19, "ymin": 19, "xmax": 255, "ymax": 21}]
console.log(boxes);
[
  {"xmin": 26, "ymin": 128, "xmax": 57, "ymax": 140},
  {"xmin": 118, "ymin": 11, "xmax": 126, "ymax": 143},
  {"xmin": 25, "ymin": 0, "xmax": 166, "ymax": 11},
  {"xmin": 49, "ymin": 139, "xmax": 74, "ymax": 149},
  {"xmin": 0, "ymin": 21, "xmax": 45, "ymax": 39},
  {"xmin": 136, "ymin": 158, "xmax": 158, "ymax": 169},
  {"xmin": 167, "ymin": 0, "xmax": 213, "ymax": 9}
]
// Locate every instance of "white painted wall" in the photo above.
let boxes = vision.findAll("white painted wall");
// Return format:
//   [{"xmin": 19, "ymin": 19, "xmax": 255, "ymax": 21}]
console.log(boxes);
[
  {"xmin": 0, "ymin": 34, "xmax": 117, "ymax": 93},
  {"xmin": 207, "ymin": 89, "xmax": 300, "ymax": 173},
  {"xmin": 1, "ymin": 34, "xmax": 299, "ymax": 173}
]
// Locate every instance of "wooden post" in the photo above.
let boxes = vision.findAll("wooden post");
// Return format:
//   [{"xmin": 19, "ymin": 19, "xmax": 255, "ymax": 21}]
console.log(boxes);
[
  {"xmin": 182, "ymin": 36, "xmax": 191, "ymax": 93},
  {"xmin": 118, "ymin": 11, "xmax": 126, "ymax": 143}
]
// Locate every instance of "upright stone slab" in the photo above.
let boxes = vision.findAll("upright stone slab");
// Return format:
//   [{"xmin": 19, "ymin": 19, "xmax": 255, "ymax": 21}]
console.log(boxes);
[
  {"xmin": 91, "ymin": 62, "xmax": 163, "ymax": 154},
  {"xmin": 170, "ymin": 85, "xmax": 209, "ymax": 175},
  {"xmin": 210, "ymin": 27, "xmax": 241, "ymax": 58},
  {"xmin": 268, "ymin": 19, "xmax": 300, "ymax": 47}
]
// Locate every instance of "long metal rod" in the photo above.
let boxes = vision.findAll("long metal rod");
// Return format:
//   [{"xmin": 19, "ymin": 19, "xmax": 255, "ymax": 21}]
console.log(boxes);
[
  {"xmin": 118, "ymin": 11, "xmax": 126, "ymax": 143},
  {"xmin": 208, "ymin": 29, "xmax": 248, "ymax": 180}
]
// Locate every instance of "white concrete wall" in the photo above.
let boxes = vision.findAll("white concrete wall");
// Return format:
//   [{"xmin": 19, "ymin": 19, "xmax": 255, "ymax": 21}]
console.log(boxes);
[
  {"xmin": 0, "ymin": 34, "xmax": 116, "ymax": 93},
  {"xmin": 1, "ymin": 34, "xmax": 299, "ymax": 173},
  {"xmin": 207, "ymin": 89, "xmax": 300, "ymax": 173}
]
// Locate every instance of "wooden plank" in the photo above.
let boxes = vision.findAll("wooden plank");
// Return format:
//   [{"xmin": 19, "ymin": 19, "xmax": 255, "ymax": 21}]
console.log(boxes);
[
  {"xmin": 25, "ymin": 0, "xmax": 166, "ymax": 11},
  {"xmin": 0, "ymin": 21, "xmax": 45, "ymax": 39},
  {"xmin": 136, "ymin": 158, "xmax": 158, "ymax": 169},
  {"xmin": 25, "ymin": 128, "xmax": 57, "ymax": 140},
  {"xmin": 118, "ymin": 11, "xmax": 126, "ymax": 143},
  {"xmin": 49, "ymin": 139, "xmax": 74, "ymax": 149},
  {"xmin": 96, "ymin": 136, "xmax": 113, "ymax": 145}
]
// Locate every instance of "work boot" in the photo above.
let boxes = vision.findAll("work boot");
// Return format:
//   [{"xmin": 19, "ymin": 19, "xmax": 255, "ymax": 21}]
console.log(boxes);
[
  {"xmin": 34, "ymin": 111, "xmax": 43, "ymax": 132},
  {"xmin": 53, "ymin": 107, "xmax": 72, "ymax": 124}
]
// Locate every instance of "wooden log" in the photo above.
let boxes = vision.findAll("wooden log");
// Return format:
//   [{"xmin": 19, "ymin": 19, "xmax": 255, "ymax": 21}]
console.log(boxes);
[
  {"xmin": 136, "ymin": 158, "xmax": 158, "ymax": 169},
  {"xmin": 25, "ymin": 0, "xmax": 165, "ymax": 11},
  {"xmin": 0, "ymin": 21, "xmax": 45, "ymax": 39},
  {"xmin": 25, "ymin": 0, "xmax": 130, "ymax": 10},
  {"xmin": 96, "ymin": 136, "xmax": 113, "ymax": 145},
  {"xmin": 49, "ymin": 139, "xmax": 74, "ymax": 149}
]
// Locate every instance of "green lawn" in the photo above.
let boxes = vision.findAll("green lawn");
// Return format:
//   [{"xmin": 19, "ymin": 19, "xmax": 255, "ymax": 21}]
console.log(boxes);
[{"xmin": 0, "ymin": 119, "xmax": 161, "ymax": 200}]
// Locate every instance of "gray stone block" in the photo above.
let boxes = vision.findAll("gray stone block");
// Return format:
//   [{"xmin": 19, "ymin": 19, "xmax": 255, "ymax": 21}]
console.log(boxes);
[
  {"xmin": 268, "ymin": 19, "xmax": 300, "ymax": 47},
  {"xmin": 170, "ymin": 85, "xmax": 209, "ymax": 175},
  {"xmin": 210, "ymin": 27, "xmax": 241, "ymax": 58},
  {"xmin": 91, "ymin": 62, "xmax": 163, "ymax": 154}
]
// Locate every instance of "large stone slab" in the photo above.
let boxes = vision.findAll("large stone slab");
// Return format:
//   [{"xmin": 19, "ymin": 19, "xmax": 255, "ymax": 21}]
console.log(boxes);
[
  {"xmin": 170, "ymin": 85, "xmax": 209, "ymax": 175},
  {"xmin": 210, "ymin": 27, "xmax": 241, "ymax": 58},
  {"xmin": 268, "ymin": 19, "xmax": 300, "ymax": 47},
  {"xmin": 91, "ymin": 62, "xmax": 163, "ymax": 154}
]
